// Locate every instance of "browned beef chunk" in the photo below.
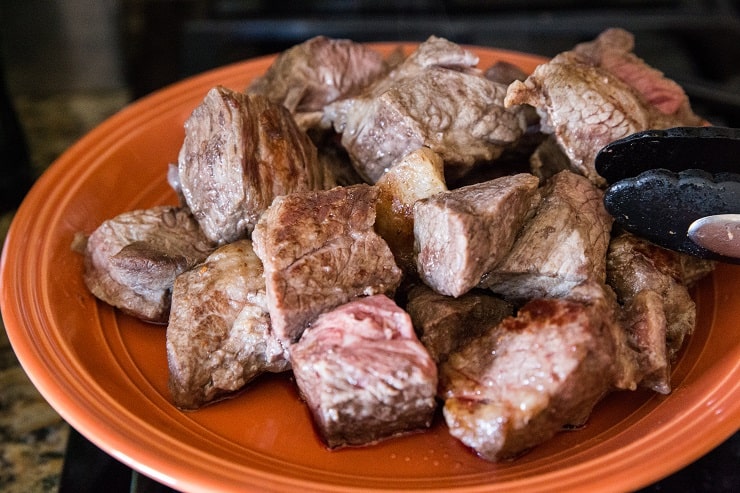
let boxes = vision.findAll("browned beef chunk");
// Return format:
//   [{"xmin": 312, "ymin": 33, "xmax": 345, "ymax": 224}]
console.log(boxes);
[
  {"xmin": 405, "ymin": 284, "xmax": 513, "ymax": 364},
  {"xmin": 439, "ymin": 296, "xmax": 619, "ymax": 461},
  {"xmin": 505, "ymin": 28, "xmax": 706, "ymax": 186},
  {"xmin": 679, "ymin": 254, "xmax": 716, "ymax": 287},
  {"xmin": 620, "ymin": 289, "xmax": 671, "ymax": 394},
  {"xmin": 528, "ymin": 135, "xmax": 571, "ymax": 184},
  {"xmin": 570, "ymin": 28, "xmax": 706, "ymax": 125},
  {"xmin": 414, "ymin": 173, "xmax": 541, "ymax": 297},
  {"xmin": 166, "ymin": 240, "xmax": 290, "ymax": 410},
  {"xmin": 177, "ymin": 87, "xmax": 324, "ymax": 245},
  {"xmin": 397, "ymin": 35, "xmax": 479, "ymax": 75},
  {"xmin": 252, "ymin": 184, "xmax": 402, "ymax": 343},
  {"xmin": 314, "ymin": 134, "xmax": 365, "ymax": 188},
  {"xmin": 290, "ymin": 294, "xmax": 437, "ymax": 448},
  {"xmin": 482, "ymin": 170, "xmax": 613, "ymax": 301},
  {"xmin": 607, "ymin": 232, "xmax": 698, "ymax": 363},
  {"xmin": 505, "ymin": 60, "xmax": 641, "ymax": 186},
  {"xmin": 361, "ymin": 35, "xmax": 479, "ymax": 97},
  {"xmin": 484, "ymin": 60, "xmax": 528, "ymax": 86},
  {"xmin": 247, "ymin": 36, "xmax": 388, "ymax": 114},
  {"xmin": 323, "ymin": 36, "xmax": 527, "ymax": 183},
  {"xmin": 83, "ymin": 206, "xmax": 214, "ymax": 323}
]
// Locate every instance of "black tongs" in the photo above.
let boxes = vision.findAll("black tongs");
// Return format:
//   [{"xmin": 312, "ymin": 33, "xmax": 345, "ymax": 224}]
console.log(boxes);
[{"xmin": 595, "ymin": 126, "xmax": 740, "ymax": 264}]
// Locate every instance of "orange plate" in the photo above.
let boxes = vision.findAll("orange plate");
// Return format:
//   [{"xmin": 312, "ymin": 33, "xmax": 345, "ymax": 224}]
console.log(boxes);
[{"xmin": 2, "ymin": 44, "xmax": 739, "ymax": 493}]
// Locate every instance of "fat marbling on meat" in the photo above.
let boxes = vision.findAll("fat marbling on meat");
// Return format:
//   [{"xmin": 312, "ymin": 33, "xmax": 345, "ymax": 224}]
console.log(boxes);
[
  {"xmin": 83, "ymin": 205, "xmax": 214, "ymax": 323},
  {"xmin": 177, "ymin": 87, "xmax": 325, "ymax": 245},
  {"xmin": 290, "ymin": 294, "xmax": 437, "ymax": 448},
  {"xmin": 252, "ymin": 184, "xmax": 402, "ymax": 344},
  {"xmin": 374, "ymin": 147, "xmax": 448, "ymax": 274},
  {"xmin": 167, "ymin": 240, "xmax": 290, "ymax": 410}
]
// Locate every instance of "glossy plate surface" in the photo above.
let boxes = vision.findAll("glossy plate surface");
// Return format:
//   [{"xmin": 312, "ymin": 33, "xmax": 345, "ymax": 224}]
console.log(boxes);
[{"xmin": 2, "ymin": 44, "xmax": 739, "ymax": 493}]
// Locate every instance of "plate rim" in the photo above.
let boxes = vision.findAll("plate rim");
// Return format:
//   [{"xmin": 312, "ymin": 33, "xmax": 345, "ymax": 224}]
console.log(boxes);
[{"xmin": 2, "ymin": 42, "xmax": 739, "ymax": 493}]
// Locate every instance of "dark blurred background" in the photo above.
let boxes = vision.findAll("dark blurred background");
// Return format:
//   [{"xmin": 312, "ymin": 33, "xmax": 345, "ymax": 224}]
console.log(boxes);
[
  {"xmin": 2, "ymin": 0, "xmax": 740, "ymax": 194},
  {"xmin": 3, "ymin": 1, "xmax": 740, "ymax": 113},
  {"xmin": 1, "ymin": 1, "xmax": 739, "ymax": 492}
]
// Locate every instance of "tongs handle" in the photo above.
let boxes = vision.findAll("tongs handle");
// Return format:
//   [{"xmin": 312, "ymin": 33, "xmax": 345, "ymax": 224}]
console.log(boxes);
[
  {"xmin": 595, "ymin": 127, "xmax": 740, "ymax": 263},
  {"xmin": 595, "ymin": 126, "xmax": 740, "ymax": 184}
]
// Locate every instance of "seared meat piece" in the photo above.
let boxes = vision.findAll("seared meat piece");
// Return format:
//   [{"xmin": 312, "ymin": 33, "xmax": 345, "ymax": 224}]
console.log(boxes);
[
  {"xmin": 620, "ymin": 290, "xmax": 671, "ymax": 394},
  {"xmin": 570, "ymin": 28, "xmax": 706, "ymax": 125},
  {"xmin": 482, "ymin": 171, "xmax": 613, "ymax": 301},
  {"xmin": 166, "ymin": 240, "xmax": 290, "ymax": 410},
  {"xmin": 505, "ymin": 28, "xmax": 706, "ymax": 186},
  {"xmin": 247, "ymin": 36, "xmax": 388, "ymax": 114},
  {"xmin": 440, "ymin": 296, "xmax": 619, "ymax": 461},
  {"xmin": 363, "ymin": 35, "xmax": 479, "ymax": 97},
  {"xmin": 323, "ymin": 36, "xmax": 527, "ymax": 183},
  {"xmin": 252, "ymin": 184, "xmax": 402, "ymax": 343},
  {"xmin": 679, "ymin": 254, "xmax": 716, "ymax": 287},
  {"xmin": 290, "ymin": 294, "xmax": 437, "ymax": 448},
  {"xmin": 607, "ymin": 232, "xmax": 697, "ymax": 362},
  {"xmin": 405, "ymin": 284, "xmax": 513, "ymax": 364},
  {"xmin": 375, "ymin": 147, "xmax": 448, "ymax": 274},
  {"xmin": 83, "ymin": 206, "xmax": 214, "ymax": 323},
  {"xmin": 505, "ymin": 59, "xmax": 641, "ymax": 187},
  {"xmin": 397, "ymin": 35, "xmax": 479, "ymax": 75},
  {"xmin": 415, "ymin": 173, "xmax": 540, "ymax": 297},
  {"xmin": 314, "ymin": 135, "xmax": 365, "ymax": 188},
  {"xmin": 529, "ymin": 135, "xmax": 571, "ymax": 184},
  {"xmin": 484, "ymin": 60, "xmax": 528, "ymax": 86},
  {"xmin": 177, "ymin": 87, "xmax": 324, "ymax": 244}
]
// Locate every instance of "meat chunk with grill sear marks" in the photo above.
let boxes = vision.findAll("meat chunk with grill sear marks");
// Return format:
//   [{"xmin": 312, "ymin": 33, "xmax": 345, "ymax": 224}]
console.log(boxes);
[
  {"xmin": 166, "ymin": 240, "xmax": 290, "ymax": 409},
  {"xmin": 252, "ymin": 184, "xmax": 402, "ymax": 343},
  {"xmin": 177, "ymin": 87, "xmax": 325, "ymax": 245},
  {"xmin": 290, "ymin": 294, "xmax": 438, "ymax": 448},
  {"xmin": 83, "ymin": 206, "xmax": 215, "ymax": 323}
]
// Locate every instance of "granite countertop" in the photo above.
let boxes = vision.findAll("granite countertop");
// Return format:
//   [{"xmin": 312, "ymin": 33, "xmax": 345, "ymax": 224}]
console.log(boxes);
[{"xmin": 0, "ymin": 89, "xmax": 129, "ymax": 493}]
